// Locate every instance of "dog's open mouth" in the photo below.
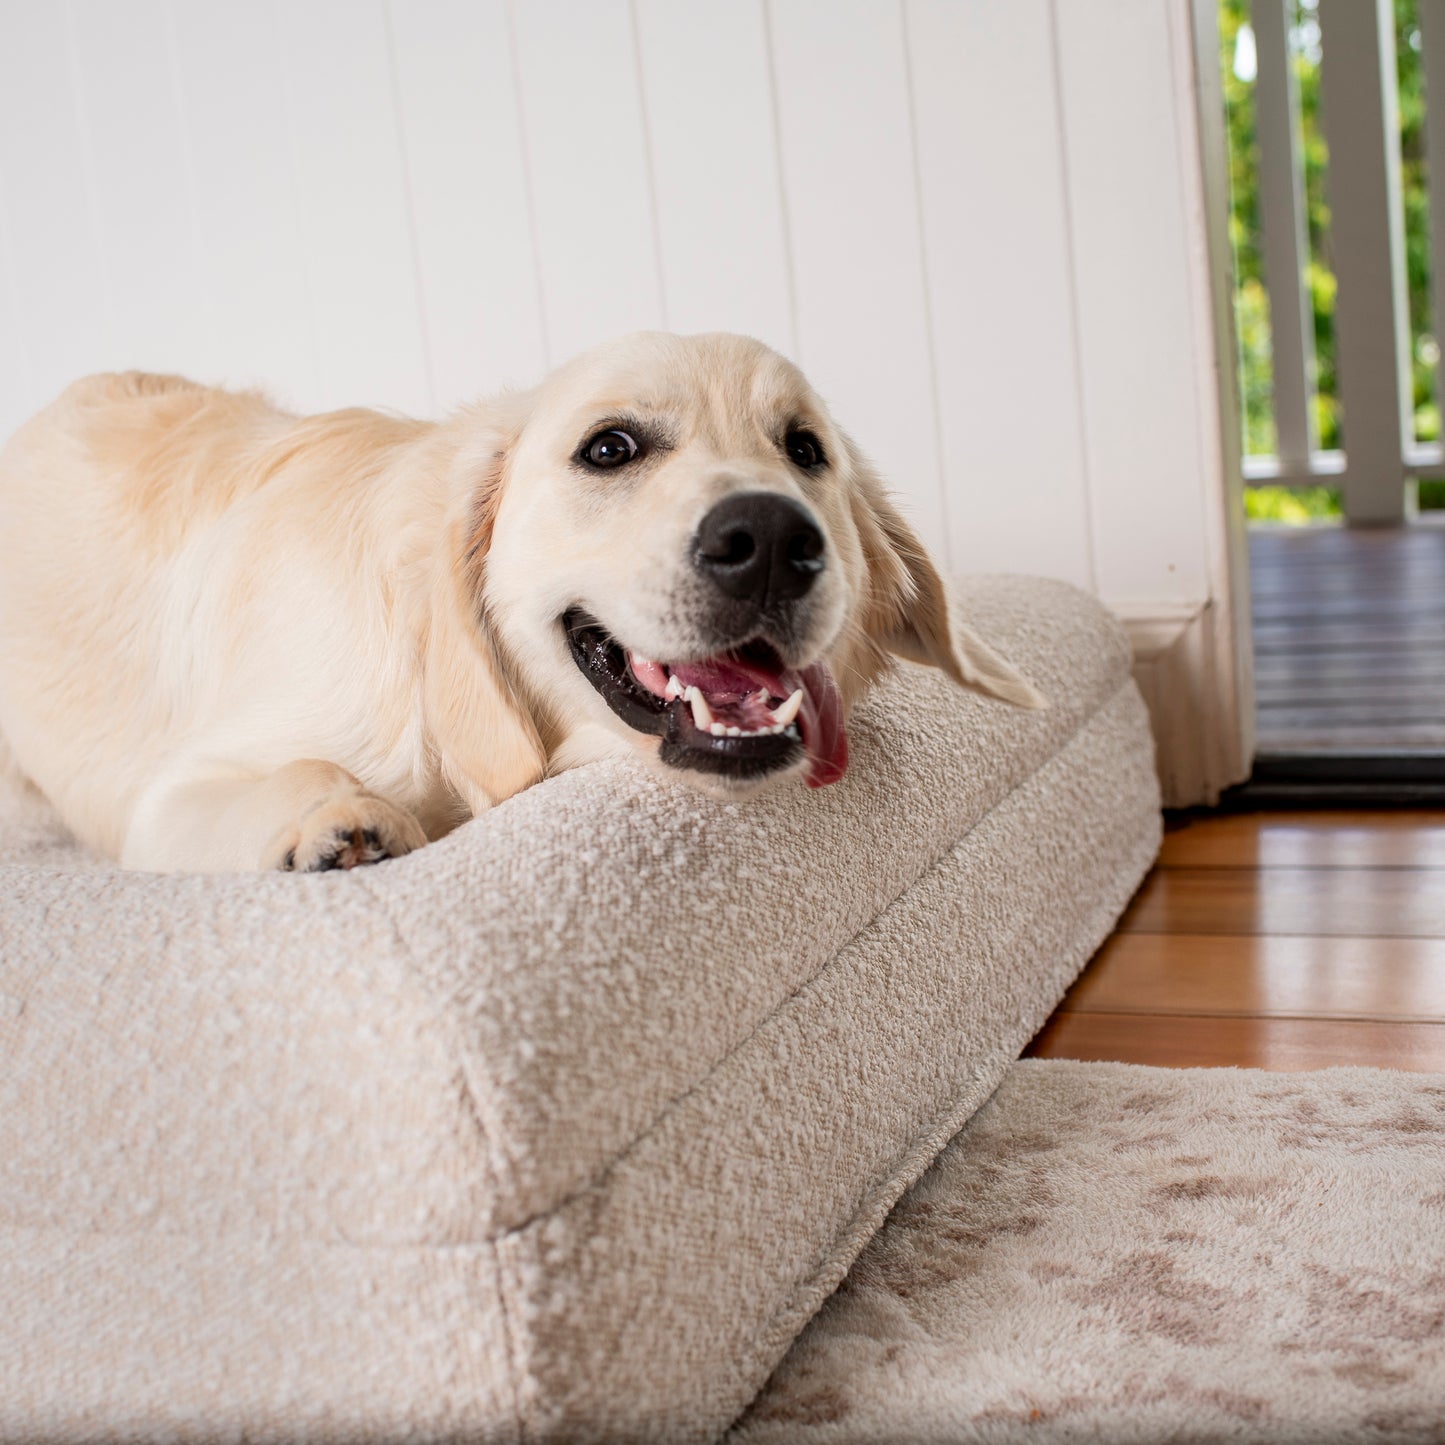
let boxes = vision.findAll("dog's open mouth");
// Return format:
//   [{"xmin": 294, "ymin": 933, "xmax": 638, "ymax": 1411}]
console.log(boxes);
[{"xmin": 563, "ymin": 610, "xmax": 848, "ymax": 787}]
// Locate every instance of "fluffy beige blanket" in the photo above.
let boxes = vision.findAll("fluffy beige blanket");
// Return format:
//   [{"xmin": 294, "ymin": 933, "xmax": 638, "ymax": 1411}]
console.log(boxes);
[{"xmin": 736, "ymin": 1059, "xmax": 1445, "ymax": 1443}]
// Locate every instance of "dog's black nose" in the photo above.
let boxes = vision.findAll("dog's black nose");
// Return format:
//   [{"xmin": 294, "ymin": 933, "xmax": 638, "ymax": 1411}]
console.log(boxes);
[{"xmin": 692, "ymin": 492, "xmax": 825, "ymax": 609}]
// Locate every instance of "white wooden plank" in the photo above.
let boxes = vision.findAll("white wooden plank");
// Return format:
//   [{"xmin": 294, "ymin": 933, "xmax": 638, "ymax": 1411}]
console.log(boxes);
[
  {"xmin": 767, "ymin": 0, "xmax": 947, "ymax": 560},
  {"xmin": 509, "ymin": 0, "xmax": 664, "ymax": 364},
  {"xmin": 1421, "ymin": 0, "xmax": 1445, "ymax": 460},
  {"xmin": 905, "ymin": 0, "xmax": 1092, "ymax": 587},
  {"xmin": 1181, "ymin": 0, "xmax": 1255, "ymax": 791},
  {"xmin": 386, "ymin": 0, "xmax": 547, "ymax": 407},
  {"xmin": 1053, "ymin": 0, "xmax": 1212, "ymax": 605},
  {"xmin": 1252, "ymin": 0, "xmax": 1318, "ymax": 467},
  {"xmin": 1317, "ymin": 0, "xmax": 1411, "ymax": 523},
  {"xmin": 67, "ymin": 0, "xmax": 208, "ymax": 379},
  {"xmin": 0, "ymin": 3, "xmax": 116, "ymax": 403},
  {"xmin": 633, "ymin": 0, "xmax": 793, "ymax": 354},
  {"xmin": 0, "ymin": 184, "xmax": 34, "ymax": 443},
  {"xmin": 168, "ymin": 4, "xmax": 318, "ymax": 408},
  {"xmin": 277, "ymin": 0, "xmax": 431, "ymax": 414},
  {"xmin": 1420, "ymin": 0, "xmax": 1445, "ymax": 450}
]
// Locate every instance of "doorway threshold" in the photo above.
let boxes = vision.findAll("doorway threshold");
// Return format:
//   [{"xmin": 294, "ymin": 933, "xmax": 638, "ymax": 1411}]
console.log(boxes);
[{"xmin": 1223, "ymin": 752, "xmax": 1445, "ymax": 809}]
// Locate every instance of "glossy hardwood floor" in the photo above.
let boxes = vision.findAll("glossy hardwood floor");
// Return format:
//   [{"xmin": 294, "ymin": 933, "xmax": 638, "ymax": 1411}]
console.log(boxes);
[{"xmin": 1026, "ymin": 809, "xmax": 1445, "ymax": 1071}]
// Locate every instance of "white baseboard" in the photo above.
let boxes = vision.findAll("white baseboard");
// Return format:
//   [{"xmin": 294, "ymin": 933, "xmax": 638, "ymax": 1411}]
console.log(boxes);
[{"xmin": 1113, "ymin": 601, "xmax": 1251, "ymax": 808}]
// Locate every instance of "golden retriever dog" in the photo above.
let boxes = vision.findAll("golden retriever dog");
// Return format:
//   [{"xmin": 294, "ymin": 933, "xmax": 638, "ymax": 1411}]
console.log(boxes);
[{"xmin": 0, "ymin": 332, "xmax": 1043, "ymax": 873}]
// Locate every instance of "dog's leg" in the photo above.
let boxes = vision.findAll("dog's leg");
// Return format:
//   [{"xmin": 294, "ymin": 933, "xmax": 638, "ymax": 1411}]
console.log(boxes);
[{"xmin": 123, "ymin": 760, "xmax": 429, "ymax": 873}]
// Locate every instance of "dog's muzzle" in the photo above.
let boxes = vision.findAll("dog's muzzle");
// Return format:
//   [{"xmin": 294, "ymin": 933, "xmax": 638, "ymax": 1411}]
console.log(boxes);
[{"xmin": 562, "ymin": 609, "xmax": 849, "ymax": 788}]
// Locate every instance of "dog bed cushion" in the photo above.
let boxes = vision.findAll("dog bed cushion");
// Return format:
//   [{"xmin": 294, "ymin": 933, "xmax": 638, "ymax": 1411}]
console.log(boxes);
[
  {"xmin": 0, "ymin": 576, "xmax": 1160, "ymax": 1443},
  {"xmin": 733, "ymin": 1059, "xmax": 1445, "ymax": 1444}
]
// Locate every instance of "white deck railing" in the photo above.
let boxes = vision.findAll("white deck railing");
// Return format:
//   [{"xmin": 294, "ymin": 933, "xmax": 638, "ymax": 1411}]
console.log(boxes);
[{"xmin": 1247, "ymin": 0, "xmax": 1439, "ymax": 522}]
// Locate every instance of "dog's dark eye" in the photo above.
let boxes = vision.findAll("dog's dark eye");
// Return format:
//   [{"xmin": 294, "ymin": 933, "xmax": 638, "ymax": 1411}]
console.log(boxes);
[
  {"xmin": 581, "ymin": 429, "xmax": 640, "ymax": 470},
  {"xmin": 784, "ymin": 429, "xmax": 825, "ymax": 470}
]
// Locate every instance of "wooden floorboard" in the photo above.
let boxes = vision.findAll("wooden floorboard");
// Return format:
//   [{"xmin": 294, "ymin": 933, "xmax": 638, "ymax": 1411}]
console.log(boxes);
[
  {"xmin": 1249, "ymin": 525, "xmax": 1445, "ymax": 753},
  {"xmin": 1026, "ymin": 810, "xmax": 1445, "ymax": 1071},
  {"xmin": 1157, "ymin": 811, "xmax": 1445, "ymax": 868},
  {"xmin": 1117, "ymin": 866, "xmax": 1445, "ymax": 937},
  {"xmin": 1026, "ymin": 1013, "xmax": 1445, "ymax": 1071},
  {"xmin": 1057, "ymin": 933, "xmax": 1445, "ymax": 1020}
]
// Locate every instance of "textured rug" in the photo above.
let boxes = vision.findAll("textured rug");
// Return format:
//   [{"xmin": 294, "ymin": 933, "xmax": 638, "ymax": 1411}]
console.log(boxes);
[{"xmin": 733, "ymin": 1060, "xmax": 1445, "ymax": 1444}]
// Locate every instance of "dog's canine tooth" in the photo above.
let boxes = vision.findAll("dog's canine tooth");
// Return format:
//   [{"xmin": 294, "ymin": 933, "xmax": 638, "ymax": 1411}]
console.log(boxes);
[
  {"xmin": 686, "ymin": 686, "xmax": 714, "ymax": 730},
  {"xmin": 771, "ymin": 688, "xmax": 804, "ymax": 727},
  {"xmin": 664, "ymin": 674, "xmax": 685, "ymax": 700}
]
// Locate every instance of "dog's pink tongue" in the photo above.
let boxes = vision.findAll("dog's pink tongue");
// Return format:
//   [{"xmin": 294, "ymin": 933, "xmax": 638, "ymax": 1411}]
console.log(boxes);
[
  {"xmin": 668, "ymin": 657, "xmax": 764, "ymax": 697},
  {"xmin": 798, "ymin": 661, "xmax": 848, "ymax": 788},
  {"xmin": 668, "ymin": 655, "xmax": 848, "ymax": 788}
]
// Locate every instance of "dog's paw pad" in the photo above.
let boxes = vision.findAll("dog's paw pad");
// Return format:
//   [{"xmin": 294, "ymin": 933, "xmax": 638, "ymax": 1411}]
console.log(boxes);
[
  {"xmin": 272, "ymin": 797, "xmax": 426, "ymax": 873},
  {"xmin": 303, "ymin": 826, "xmax": 391, "ymax": 872}
]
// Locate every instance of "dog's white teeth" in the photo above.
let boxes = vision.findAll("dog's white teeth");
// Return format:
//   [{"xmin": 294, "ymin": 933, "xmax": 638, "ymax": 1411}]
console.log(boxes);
[
  {"xmin": 771, "ymin": 688, "xmax": 804, "ymax": 727},
  {"xmin": 682, "ymin": 683, "xmax": 800, "ymax": 740},
  {"xmin": 686, "ymin": 686, "xmax": 714, "ymax": 730}
]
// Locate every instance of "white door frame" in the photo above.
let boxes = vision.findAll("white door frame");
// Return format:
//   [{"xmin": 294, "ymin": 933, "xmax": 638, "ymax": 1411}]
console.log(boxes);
[{"xmin": 1120, "ymin": 0, "xmax": 1256, "ymax": 808}]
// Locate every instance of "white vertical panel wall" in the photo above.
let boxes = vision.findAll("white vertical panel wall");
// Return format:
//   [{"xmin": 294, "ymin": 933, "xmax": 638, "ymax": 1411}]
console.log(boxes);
[
  {"xmin": 169, "ymin": 4, "xmax": 319, "ymax": 404},
  {"xmin": 1054, "ymin": 0, "xmax": 1214, "ymax": 604},
  {"xmin": 0, "ymin": 3, "xmax": 118, "ymax": 417},
  {"xmin": 279, "ymin": 1, "xmax": 432, "ymax": 415},
  {"xmin": 509, "ymin": 0, "xmax": 665, "ymax": 362},
  {"xmin": 0, "ymin": 0, "xmax": 1226, "ymax": 625},
  {"xmin": 770, "ymin": 0, "xmax": 946, "ymax": 543},
  {"xmin": 634, "ymin": 0, "xmax": 793, "ymax": 352},
  {"xmin": 67, "ymin": 0, "xmax": 206, "ymax": 382},
  {"xmin": 386, "ymin": 0, "xmax": 546, "ymax": 404},
  {"xmin": 906, "ymin": 0, "xmax": 1094, "ymax": 586}
]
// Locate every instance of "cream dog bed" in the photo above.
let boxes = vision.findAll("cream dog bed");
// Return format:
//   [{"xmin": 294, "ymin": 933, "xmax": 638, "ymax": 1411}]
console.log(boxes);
[{"xmin": 0, "ymin": 576, "xmax": 1161, "ymax": 1443}]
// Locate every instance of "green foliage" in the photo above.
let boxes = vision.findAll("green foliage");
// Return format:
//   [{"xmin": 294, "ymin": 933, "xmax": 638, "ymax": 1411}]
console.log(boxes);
[
  {"xmin": 1219, "ymin": 0, "xmax": 1438, "ymax": 477},
  {"xmin": 1233, "ymin": 277, "xmax": 1277, "ymax": 457},
  {"xmin": 1243, "ymin": 485, "xmax": 1342, "ymax": 523},
  {"xmin": 1219, "ymin": 0, "xmax": 1275, "ymax": 458},
  {"xmin": 1418, "ymin": 478, "xmax": 1445, "ymax": 509}
]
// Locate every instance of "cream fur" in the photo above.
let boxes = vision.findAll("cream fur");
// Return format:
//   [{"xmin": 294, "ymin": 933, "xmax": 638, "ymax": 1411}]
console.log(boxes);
[{"xmin": 0, "ymin": 332, "xmax": 1043, "ymax": 872}]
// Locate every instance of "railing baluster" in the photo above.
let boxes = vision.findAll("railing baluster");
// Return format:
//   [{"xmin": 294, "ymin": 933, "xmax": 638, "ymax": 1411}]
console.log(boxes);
[
  {"xmin": 1317, "ymin": 0, "xmax": 1411, "ymax": 524},
  {"xmin": 1418, "ymin": 0, "xmax": 1445, "ymax": 477},
  {"xmin": 1252, "ymin": 0, "xmax": 1317, "ymax": 470}
]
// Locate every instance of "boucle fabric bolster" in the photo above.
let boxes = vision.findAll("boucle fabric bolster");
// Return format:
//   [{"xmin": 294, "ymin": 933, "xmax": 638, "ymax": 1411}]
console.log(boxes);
[{"xmin": 0, "ymin": 577, "xmax": 1161, "ymax": 1442}]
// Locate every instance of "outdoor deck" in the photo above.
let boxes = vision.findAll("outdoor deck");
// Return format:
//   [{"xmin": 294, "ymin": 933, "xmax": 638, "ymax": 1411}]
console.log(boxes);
[{"xmin": 1250, "ymin": 523, "xmax": 1445, "ymax": 754}]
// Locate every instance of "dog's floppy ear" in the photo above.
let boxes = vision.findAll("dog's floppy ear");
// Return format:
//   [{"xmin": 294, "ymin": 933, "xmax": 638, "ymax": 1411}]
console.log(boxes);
[
  {"xmin": 849, "ymin": 454, "xmax": 1047, "ymax": 710},
  {"xmin": 425, "ymin": 403, "xmax": 549, "ymax": 813}
]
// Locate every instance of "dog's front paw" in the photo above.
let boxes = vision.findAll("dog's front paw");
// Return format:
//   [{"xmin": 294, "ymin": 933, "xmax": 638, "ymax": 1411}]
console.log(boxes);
[{"xmin": 268, "ymin": 793, "xmax": 428, "ymax": 872}]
